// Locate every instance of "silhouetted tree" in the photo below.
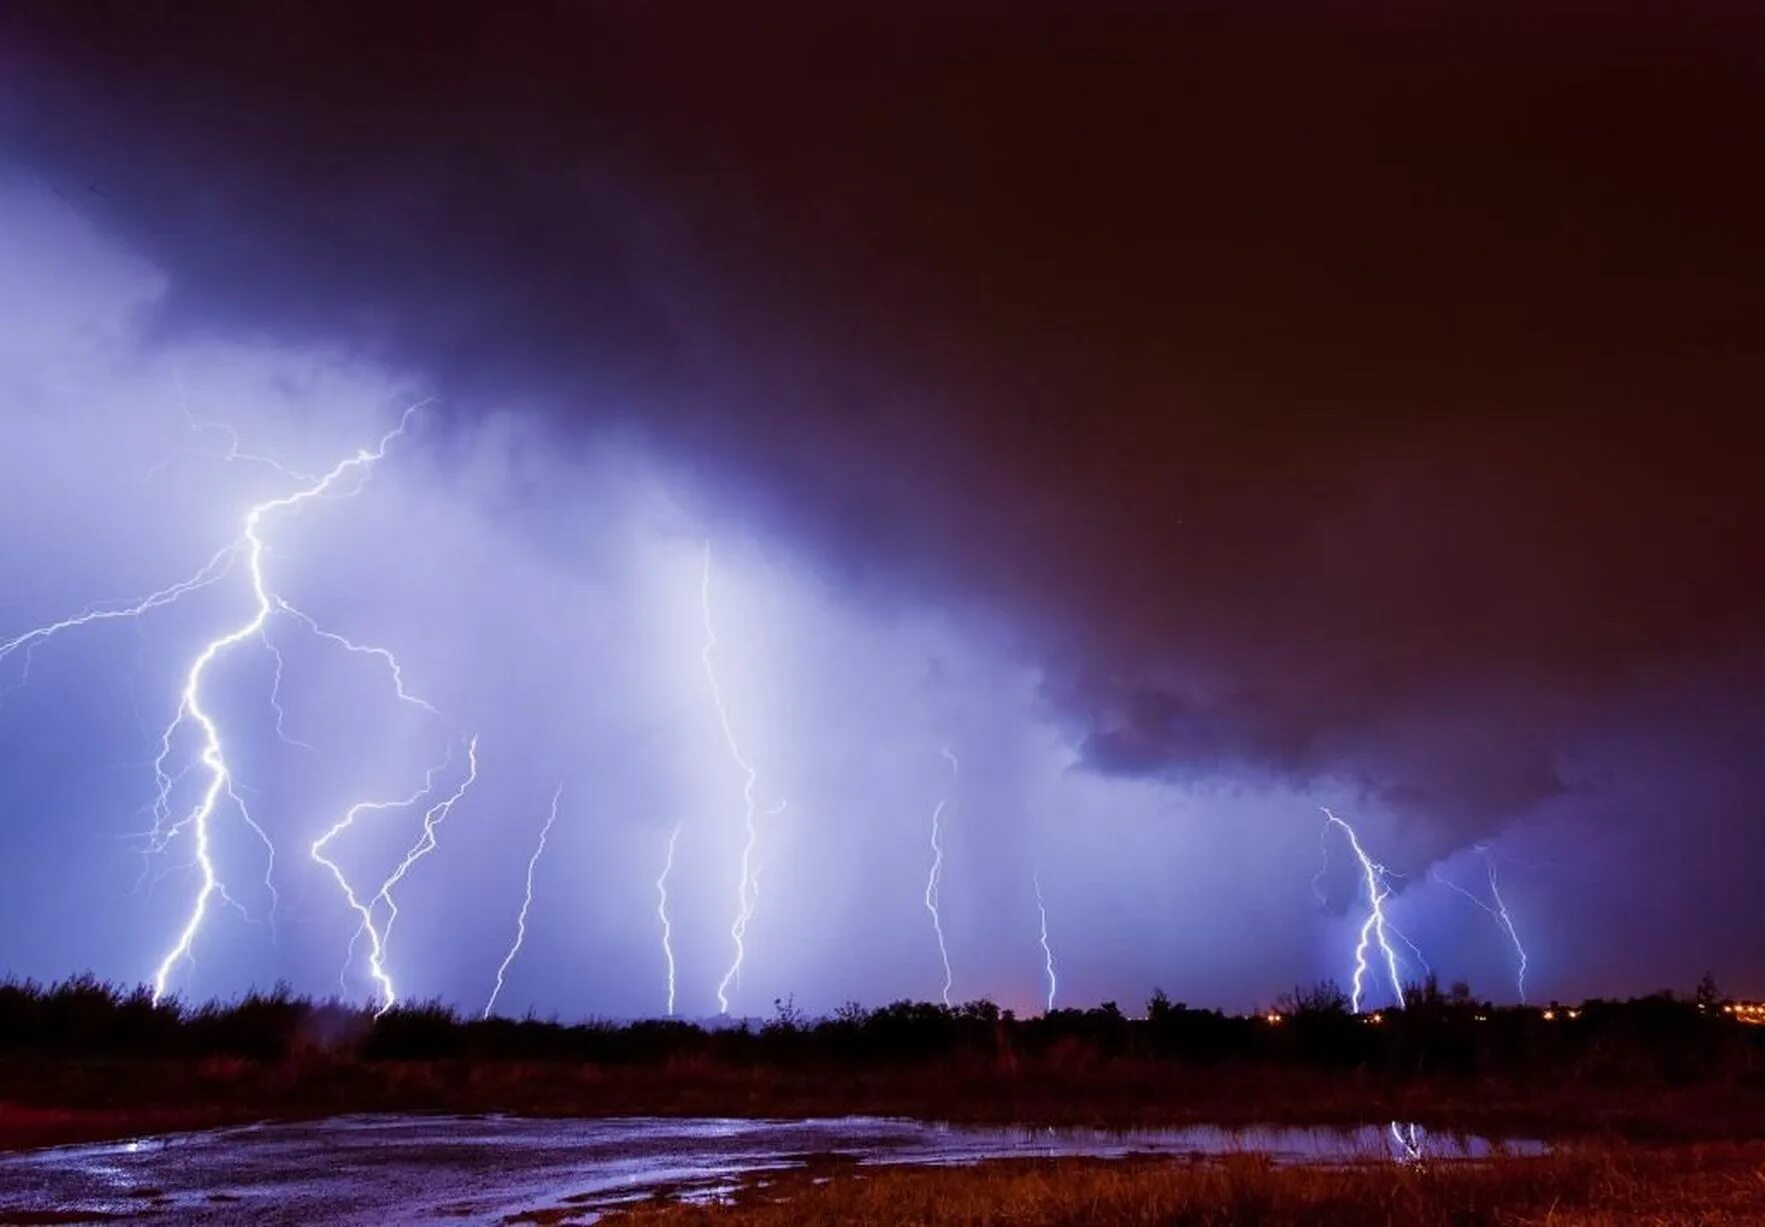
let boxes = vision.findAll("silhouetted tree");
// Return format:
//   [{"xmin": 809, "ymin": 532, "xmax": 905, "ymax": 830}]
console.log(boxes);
[{"xmin": 1277, "ymin": 980, "xmax": 1349, "ymax": 1016}]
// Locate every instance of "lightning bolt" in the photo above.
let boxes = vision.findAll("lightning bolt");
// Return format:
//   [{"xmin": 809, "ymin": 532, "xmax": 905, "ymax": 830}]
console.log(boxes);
[
  {"xmin": 363, "ymin": 736, "xmax": 480, "ymax": 1014},
  {"xmin": 0, "ymin": 406, "xmax": 427, "ymax": 1003},
  {"xmin": 314, "ymin": 737, "xmax": 480, "ymax": 1016},
  {"xmin": 310, "ymin": 747, "xmax": 457, "ymax": 1007},
  {"xmin": 1432, "ymin": 847, "xmax": 1530, "ymax": 1003},
  {"xmin": 147, "ymin": 373, "xmax": 319, "ymax": 487},
  {"xmin": 701, "ymin": 541, "xmax": 765, "ymax": 1016},
  {"xmin": 1482, "ymin": 854, "xmax": 1528, "ymax": 1004},
  {"xmin": 924, "ymin": 747, "xmax": 958, "ymax": 1007},
  {"xmin": 0, "ymin": 544, "xmax": 239, "ymax": 699},
  {"xmin": 273, "ymin": 603, "xmax": 437, "ymax": 715},
  {"xmin": 1319, "ymin": 808, "xmax": 1410, "ymax": 1013},
  {"xmin": 147, "ymin": 411, "xmax": 429, "ymax": 1002},
  {"xmin": 484, "ymin": 783, "xmax": 563, "ymax": 1020},
  {"xmin": 1033, "ymin": 870, "xmax": 1058, "ymax": 1013},
  {"xmin": 657, "ymin": 823, "xmax": 681, "ymax": 1017},
  {"xmin": 259, "ymin": 626, "xmax": 317, "ymax": 753}
]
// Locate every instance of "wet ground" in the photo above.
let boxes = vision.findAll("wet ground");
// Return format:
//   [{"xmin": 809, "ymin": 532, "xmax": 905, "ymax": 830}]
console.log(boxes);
[{"xmin": 0, "ymin": 1114, "xmax": 1544, "ymax": 1225}]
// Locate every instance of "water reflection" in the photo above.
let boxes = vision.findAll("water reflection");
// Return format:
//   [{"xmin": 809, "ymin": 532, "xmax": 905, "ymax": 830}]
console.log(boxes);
[
  {"xmin": 1389, "ymin": 1120, "xmax": 1426, "ymax": 1163},
  {"xmin": 0, "ymin": 1114, "xmax": 1545, "ymax": 1225}
]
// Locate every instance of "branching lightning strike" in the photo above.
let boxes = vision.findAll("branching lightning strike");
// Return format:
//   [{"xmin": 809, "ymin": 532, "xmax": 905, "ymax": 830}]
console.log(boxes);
[
  {"xmin": 484, "ymin": 783, "xmax": 564, "ymax": 1019},
  {"xmin": 1318, "ymin": 808, "xmax": 1410, "ymax": 1013},
  {"xmin": 364, "ymin": 736, "xmax": 481, "ymax": 1013},
  {"xmin": 311, "ymin": 748, "xmax": 456, "ymax": 1007},
  {"xmin": 1432, "ymin": 847, "xmax": 1530, "ymax": 1003},
  {"xmin": 0, "ymin": 407, "xmax": 428, "ymax": 1003},
  {"xmin": 701, "ymin": 542, "xmax": 765, "ymax": 1016}
]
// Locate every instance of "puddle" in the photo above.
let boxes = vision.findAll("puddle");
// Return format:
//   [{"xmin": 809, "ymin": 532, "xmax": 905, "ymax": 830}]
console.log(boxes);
[{"xmin": 0, "ymin": 1114, "xmax": 1545, "ymax": 1224}]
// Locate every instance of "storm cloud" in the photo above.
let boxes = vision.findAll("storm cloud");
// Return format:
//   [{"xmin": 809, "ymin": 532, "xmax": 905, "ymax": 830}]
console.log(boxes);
[{"xmin": 1, "ymin": 2, "xmax": 1761, "ymax": 1008}]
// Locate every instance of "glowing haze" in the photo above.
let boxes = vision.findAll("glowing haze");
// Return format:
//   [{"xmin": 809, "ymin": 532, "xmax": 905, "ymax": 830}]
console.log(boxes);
[{"xmin": 1, "ymin": 4, "xmax": 1762, "ymax": 1016}]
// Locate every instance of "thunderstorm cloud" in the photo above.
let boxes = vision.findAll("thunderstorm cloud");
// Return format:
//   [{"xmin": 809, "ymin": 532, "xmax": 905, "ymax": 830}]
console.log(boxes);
[{"xmin": 0, "ymin": 2, "xmax": 1760, "ymax": 1012}]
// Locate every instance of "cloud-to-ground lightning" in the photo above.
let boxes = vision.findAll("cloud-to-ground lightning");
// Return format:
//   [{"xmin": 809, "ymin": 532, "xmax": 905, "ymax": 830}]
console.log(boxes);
[
  {"xmin": 924, "ymin": 747, "xmax": 958, "ymax": 1007},
  {"xmin": 0, "ymin": 407, "xmax": 427, "ymax": 1003},
  {"xmin": 356, "ymin": 736, "xmax": 481, "ymax": 1013},
  {"xmin": 1318, "ymin": 808, "xmax": 1409, "ymax": 1013},
  {"xmin": 310, "ymin": 749, "xmax": 453, "ymax": 1007},
  {"xmin": 657, "ymin": 823, "xmax": 681, "ymax": 1017},
  {"xmin": 484, "ymin": 784, "xmax": 564, "ymax": 1019},
  {"xmin": 148, "ymin": 412, "xmax": 430, "ymax": 1001},
  {"xmin": 1033, "ymin": 870, "xmax": 1058, "ymax": 1013},
  {"xmin": 701, "ymin": 541, "xmax": 764, "ymax": 1015},
  {"xmin": 1433, "ymin": 847, "xmax": 1531, "ymax": 1003}
]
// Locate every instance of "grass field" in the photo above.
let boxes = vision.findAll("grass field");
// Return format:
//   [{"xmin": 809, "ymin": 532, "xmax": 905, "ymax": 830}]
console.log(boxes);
[
  {"xmin": 590, "ymin": 1145, "xmax": 1765, "ymax": 1226},
  {"xmin": 5, "ymin": 1055, "xmax": 1763, "ymax": 1152}
]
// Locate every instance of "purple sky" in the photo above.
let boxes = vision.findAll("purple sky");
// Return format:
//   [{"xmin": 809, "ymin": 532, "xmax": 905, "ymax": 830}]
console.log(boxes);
[{"xmin": 0, "ymin": 3, "xmax": 1759, "ymax": 1016}]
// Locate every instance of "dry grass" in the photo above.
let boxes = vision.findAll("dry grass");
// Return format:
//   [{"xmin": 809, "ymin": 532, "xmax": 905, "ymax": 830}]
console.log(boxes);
[
  {"xmin": 598, "ymin": 1146, "xmax": 1765, "ymax": 1226},
  {"xmin": 5, "ymin": 1058, "xmax": 1765, "ymax": 1153}
]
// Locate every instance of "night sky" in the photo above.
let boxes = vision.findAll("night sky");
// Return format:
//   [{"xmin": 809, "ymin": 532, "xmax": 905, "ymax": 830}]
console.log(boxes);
[{"xmin": 0, "ymin": 3, "xmax": 1760, "ymax": 1018}]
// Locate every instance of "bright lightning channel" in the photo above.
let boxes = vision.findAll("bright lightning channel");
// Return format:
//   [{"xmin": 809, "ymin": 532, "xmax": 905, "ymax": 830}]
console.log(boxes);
[
  {"xmin": 1033, "ymin": 870, "xmax": 1058, "ymax": 1013},
  {"xmin": 311, "ymin": 748, "xmax": 457, "ymax": 1007},
  {"xmin": 1432, "ymin": 847, "xmax": 1530, "ymax": 1003},
  {"xmin": 483, "ymin": 783, "xmax": 564, "ymax": 1019},
  {"xmin": 1319, "ymin": 807, "xmax": 1409, "ymax": 1014},
  {"xmin": 657, "ymin": 823, "xmax": 682, "ymax": 1017},
  {"xmin": 363, "ymin": 735, "xmax": 481, "ymax": 1014},
  {"xmin": 0, "ymin": 545, "xmax": 239, "ymax": 700},
  {"xmin": 924, "ymin": 747, "xmax": 958, "ymax": 1007},
  {"xmin": 148, "ymin": 411, "xmax": 429, "ymax": 1002},
  {"xmin": 701, "ymin": 541, "xmax": 764, "ymax": 1016},
  {"xmin": 0, "ymin": 406, "xmax": 427, "ymax": 1004}
]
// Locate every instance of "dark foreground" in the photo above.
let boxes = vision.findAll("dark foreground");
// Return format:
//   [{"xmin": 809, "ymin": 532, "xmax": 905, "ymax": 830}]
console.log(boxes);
[
  {"xmin": 4, "ymin": 977, "xmax": 1764, "ymax": 1161},
  {"xmin": 600, "ymin": 1146, "xmax": 1765, "ymax": 1227},
  {"xmin": 5, "ymin": 978, "xmax": 1763, "ymax": 1223},
  {"xmin": 0, "ymin": 1115, "xmax": 1758, "ymax": 1226},
  {"xmin": 0, "ymin": 1114, "xmax": 1534, "ymax": 1225},
  {"xmin": 5, "ymin": 1057, "xmax": 1764, "ymax": 1155}
]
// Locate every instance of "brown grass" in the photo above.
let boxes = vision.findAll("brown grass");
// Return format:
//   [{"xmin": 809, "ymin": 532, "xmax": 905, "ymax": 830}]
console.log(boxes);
[
  {"xmin": 5, "ymin": 1055, "xmax": 1765, "ymax": 1152},
  {"xmin": 596, "ymin": 1145, "xmax": 1765, "ymax": 1226}
]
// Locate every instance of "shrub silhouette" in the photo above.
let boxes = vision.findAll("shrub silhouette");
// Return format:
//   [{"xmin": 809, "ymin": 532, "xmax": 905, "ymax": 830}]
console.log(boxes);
[{"xmin": 0, "ymin": 973, "xmax": 1758, "ymax": 1092}]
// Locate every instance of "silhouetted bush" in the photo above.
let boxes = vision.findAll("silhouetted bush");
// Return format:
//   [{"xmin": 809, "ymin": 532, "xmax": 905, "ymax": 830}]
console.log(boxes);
[{"xmin": 0, "ymin": 973, "xmax": 1759, "ymax": 1092}]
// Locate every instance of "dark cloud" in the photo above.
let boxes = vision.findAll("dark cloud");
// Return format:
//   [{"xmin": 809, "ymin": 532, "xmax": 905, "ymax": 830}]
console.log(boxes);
[{"xmin": 4, "ymin": 0, "xmax": 1763, "ymax": 855}]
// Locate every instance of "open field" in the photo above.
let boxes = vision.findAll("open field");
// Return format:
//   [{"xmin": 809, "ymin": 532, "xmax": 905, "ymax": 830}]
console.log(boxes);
[
  {"xmin": 1, "ymin": 1114, "xmax": 1758, "ymax": 1225},
  {"xmin": 3, "ymin": 980, "xmax": 1763, "ymax": 1222},
  {"xmin": 5, "ymin": 1057, "xmax": 1765, "ymax": 1154},
  {"xmin": 593, "ymin": 1146, "xmax": 1765, "ymax": 1227}
]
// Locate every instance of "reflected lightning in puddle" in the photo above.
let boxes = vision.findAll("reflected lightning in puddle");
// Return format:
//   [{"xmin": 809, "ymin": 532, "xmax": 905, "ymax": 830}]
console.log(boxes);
[{"xmin": 1390, "ymin": 1121, "xmax": 1425, "ymax": 1163}]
